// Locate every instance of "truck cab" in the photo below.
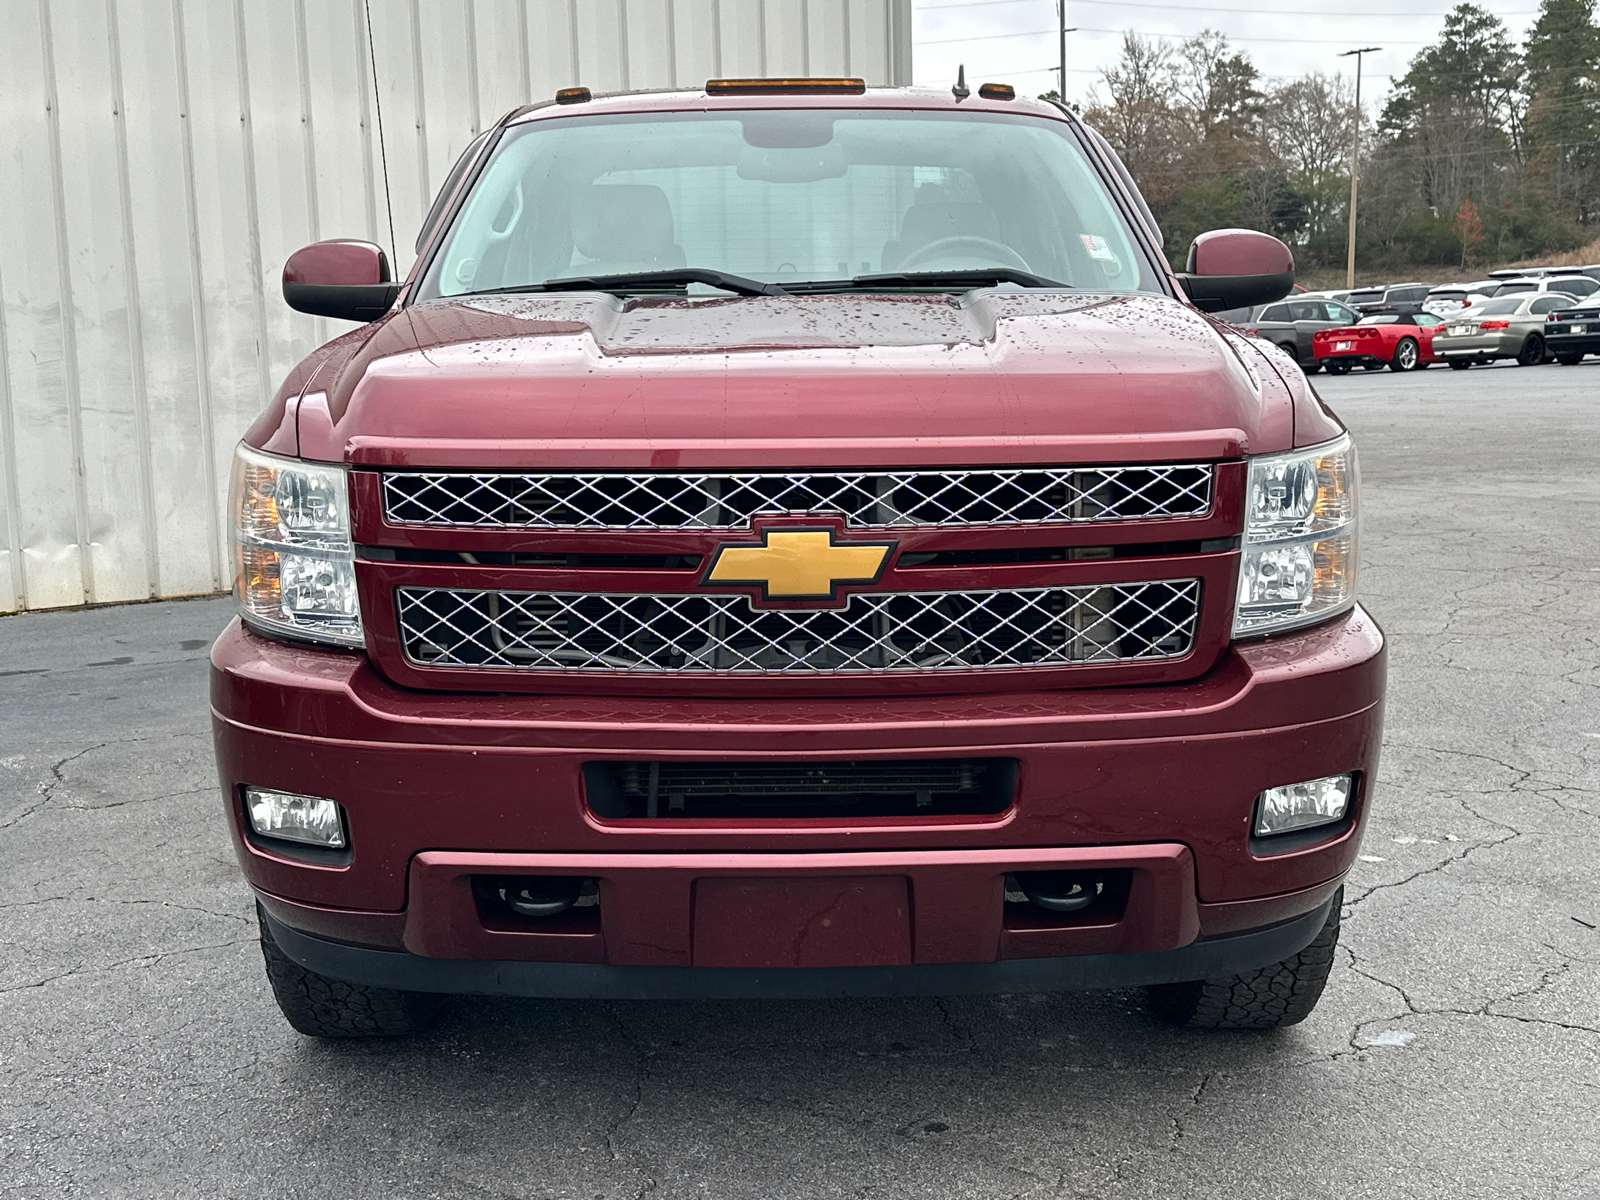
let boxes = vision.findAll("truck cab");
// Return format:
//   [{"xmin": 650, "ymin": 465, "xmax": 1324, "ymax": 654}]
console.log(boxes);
[{"xmin": 213, "ymin": 81, "xmax": 1383, "ymax": 1037}]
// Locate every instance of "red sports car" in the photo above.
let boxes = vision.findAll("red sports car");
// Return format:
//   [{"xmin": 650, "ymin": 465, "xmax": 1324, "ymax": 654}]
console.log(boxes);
[{"xmin": 1313, "ymin": 311, "xmax": 1444, "ymax": 373}]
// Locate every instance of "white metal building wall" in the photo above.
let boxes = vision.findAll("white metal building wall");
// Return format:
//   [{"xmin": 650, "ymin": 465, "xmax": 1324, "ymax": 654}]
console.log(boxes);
[{"xmin": 0, "ymin": 0, "xmax": 913, "ymax": 612}]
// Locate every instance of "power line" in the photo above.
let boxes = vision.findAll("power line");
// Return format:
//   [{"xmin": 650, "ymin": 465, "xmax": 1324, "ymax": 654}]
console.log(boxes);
[{"xmin": 918, "ymin": 25, "xmax": 1435, "ymax": 44}]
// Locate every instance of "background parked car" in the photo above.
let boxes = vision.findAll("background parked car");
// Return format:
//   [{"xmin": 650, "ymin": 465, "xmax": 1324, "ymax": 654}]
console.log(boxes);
[
  {"xmin": 1216, "ymin": 296, "xmax": 1362, "ymax": 372},
  {"xmin": 1314, "ymin": 310, "xmax": 1445, "ymax": 374},
  {"xmin": 1422, "ymin": 281, "xmax": 1499, "ymax": 316},
  {"xmin": 1543, "ymin": 294, "xmax": 1600, "ymax": 364},
  {"xmin": 1346, "ymin": 282, "xmax": 1432, "ymax": 314},
  {"xmin": 1491, "ymin": 274, "xmax": 1600, "ymax": 300},
  {"xmin": 1435, "ymin": 292, "xmax": 1579, "ymax": 367}
]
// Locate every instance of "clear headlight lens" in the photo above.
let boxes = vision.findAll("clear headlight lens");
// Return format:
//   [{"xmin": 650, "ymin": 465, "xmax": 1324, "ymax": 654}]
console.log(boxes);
[
  {"xmin": 1234, "ymin": 434, "xmax": 1359, "ymax": 636},
  {"xmin": 230, "ymin": 444, "xmax": 364, "ymax": 647}
]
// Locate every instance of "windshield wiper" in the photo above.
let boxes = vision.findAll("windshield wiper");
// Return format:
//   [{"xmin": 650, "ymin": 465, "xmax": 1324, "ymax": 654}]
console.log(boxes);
[
  {"xmin": 465, "ymin": 268, "xmax": 789, "ymax": 298},
  {"xmin": 785, "ymin": 268, "xmax": 1070, "ymax": 293}
]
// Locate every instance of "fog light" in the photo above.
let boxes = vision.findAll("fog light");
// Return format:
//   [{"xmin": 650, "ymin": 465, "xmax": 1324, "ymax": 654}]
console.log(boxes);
[
  {"xmin": 245, "ymin": 787, "xmax": 347, "ymax": 848},
  {"xmin": 1253, "ymin": 775, "xmax": 1354, "ymax": 837}
]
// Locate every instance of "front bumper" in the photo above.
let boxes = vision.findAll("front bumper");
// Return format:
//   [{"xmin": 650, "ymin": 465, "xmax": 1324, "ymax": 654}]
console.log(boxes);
[{"xmin": 213, "ymin": 607, "xmax": 1385, "ymax": 993}]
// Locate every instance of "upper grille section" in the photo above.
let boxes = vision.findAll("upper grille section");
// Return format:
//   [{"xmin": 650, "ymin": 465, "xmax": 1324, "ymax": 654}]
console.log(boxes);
[
  {"xmin": 395, "ymin": 581, "xmax": 1201, "ymax": 674},
  {"xmin": 380, "ymin": 465, "xmax": 1213, "ymax": 530}
]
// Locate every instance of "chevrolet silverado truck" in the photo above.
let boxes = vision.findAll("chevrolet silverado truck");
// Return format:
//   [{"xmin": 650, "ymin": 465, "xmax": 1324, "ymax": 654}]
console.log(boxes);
[{"xmin": 214, "ymin": 79, "xmax": 1384, "ymax": 1038}]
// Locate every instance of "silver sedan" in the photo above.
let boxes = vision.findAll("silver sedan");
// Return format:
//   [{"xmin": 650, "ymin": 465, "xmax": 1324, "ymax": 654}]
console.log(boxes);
[{"xmin": 1435, "ymin": 292, "xmax": 1578, "ymax": 368}]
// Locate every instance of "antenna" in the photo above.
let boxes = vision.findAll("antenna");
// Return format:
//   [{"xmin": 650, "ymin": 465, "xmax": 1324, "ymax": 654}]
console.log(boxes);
[{"xmin": 952, "ymin": 64, "xmax": 969, "ymax": 100}]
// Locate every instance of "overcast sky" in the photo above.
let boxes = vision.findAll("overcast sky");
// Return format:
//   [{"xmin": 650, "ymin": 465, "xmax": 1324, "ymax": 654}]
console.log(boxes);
[{"xmin": 911, "ymin": 0, "xmax": 1547, "ymax": 111}]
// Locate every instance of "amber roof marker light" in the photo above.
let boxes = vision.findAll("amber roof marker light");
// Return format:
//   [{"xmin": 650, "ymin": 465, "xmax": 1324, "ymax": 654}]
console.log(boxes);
[
  {"xmin": 978, "ymin": 82, "xmax": 1016, "ymax": 100},
  {"xmin": 554, "ymin": 86, "xmax": 592, "ymax": 104},
  {"xmin": 706, "ymin": 78, "xmax": 867, "ymax": 95}
]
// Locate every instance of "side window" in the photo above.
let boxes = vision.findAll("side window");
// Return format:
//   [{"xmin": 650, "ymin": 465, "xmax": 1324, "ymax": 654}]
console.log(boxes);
[
  {"xmin": 1287, "ymin": 300, "xmax": 1321, "ymax": 321},
  {"xmin": 1324, "ymin": 302, "xmax": 1355, "ymax": 322},
  {"xmin": 416, "ymin": 130, "xmax": 494, "ymax": 254},
  {"xmin": 1259, "ymin": 304, "xmax": 1290, "ymax": 322},
  {"xmin": 1530, "ymin": 296, "xmax": 1563, "ymax": 314},
  {"xmin": 1398, "ymin": 285, "xmax": 1429, "ymax": 302},
  {"xmin": 1565, "ymin": 278, "xmax": 1598, "ymax": 296}
]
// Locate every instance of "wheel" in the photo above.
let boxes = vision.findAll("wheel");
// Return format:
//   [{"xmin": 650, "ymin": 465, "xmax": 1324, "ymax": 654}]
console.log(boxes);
[
  {"xmin": 1147, "ymin": 890, "xmax": 1341, "ymax": 1029},
  {"xmin": 1389, "ymin": 337, "xmax": 1419, "ymax": 372},
  {"xmin": 258, "ymin": 904, "xmax": 445, "ymax": 1038},
  {"xmin": 1448, "ymin": 359, "xmax": 1472, "ymax": 370},
  {"xmin": 1557, "ymin": 354, "xmax": 1584, "ymax": 365},
  {"xmin": 1324, "ymin": 360, "xmax": 1353, "ymax": 375},
  {"xmin": 1516, "ymin": 335, "xmax": 1545, "ymax": 366}
]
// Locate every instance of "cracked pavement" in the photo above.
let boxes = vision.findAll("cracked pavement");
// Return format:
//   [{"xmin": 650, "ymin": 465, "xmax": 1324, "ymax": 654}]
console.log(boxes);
[{"xmin": 2, "ymin": 361, "xmax": 1598, "ymax": 1198}]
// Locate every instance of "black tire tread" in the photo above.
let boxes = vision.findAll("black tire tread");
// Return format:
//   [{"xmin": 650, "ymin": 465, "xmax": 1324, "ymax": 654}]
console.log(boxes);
[
  {"xmin": 258, "ymin": 904, "xmax": 445, "ymax": 1038},
  {"xmin": 1147, "ymin": 890, "xmax": 1341, "ymax": 1030}
]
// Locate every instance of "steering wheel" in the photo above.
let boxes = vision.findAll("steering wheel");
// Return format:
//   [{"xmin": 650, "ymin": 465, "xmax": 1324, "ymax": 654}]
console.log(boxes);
[{"xmin": 897, "ymin": 236, "xmax": 1031, "ymax": 273}]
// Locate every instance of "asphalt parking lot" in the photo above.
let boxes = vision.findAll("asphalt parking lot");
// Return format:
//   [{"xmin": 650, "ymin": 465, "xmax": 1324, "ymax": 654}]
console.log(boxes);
[{"xmin": 2, "ymin": 358, "xmax": 1598, "ymax": 1199}]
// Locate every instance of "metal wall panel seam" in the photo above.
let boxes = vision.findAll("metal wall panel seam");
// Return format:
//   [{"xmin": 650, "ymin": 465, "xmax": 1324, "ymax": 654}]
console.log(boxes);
[
  {"xmin": 665, "ymin": 0, "xmax": 677, "ymax": 87},
  {"xmin": 801, "ymin": 0, "xmax": 810, "ymax": 74},
  {"xmin": 758, "ymin": 0, "xmax": 768, "ymax": 74},
  {"xmin": 409, "ymin": 0, "xmax": 431, "ymax": 213},
  {"xmin": 890, "ymin": 0, "xmax": 910, "ymax": 85},
  {"xmin": 0, "ymin": 255, "xmax": 24, "ymax": 612},
  {"xmin": 352, "ymin": 0, "xmax": 379, "ymax": 245},
  {"xmin": 712, "ymin": 0, "xmax": 722, "ymax": 75},
  {"xmin": 37, "ymin": 0, "xmax": 95, "ymax": 605},
  {"xmin": 231, "ymin": 0, "xmax": 271, "ymax": 412},
  {"xmin": 841, "ymin": 0, "xmax": 850, "ymax": 76},
  {"xmin": 616, "ymin": 0, "xmax": 630, "ymax": 90},
  {"xmin": 516, "ymin": 0, "xmax": 531, "ymax": 100},
  {"xmin": 105, "ymin": 0, "xmax": 161, "ymax": 598},
  {"xmin": 567, "ymin": 0, "xmax": 580, "ymax": 82},
  {"xmin": 464, "ymin": 0, "xmax": 481, "ymax": 134},
  {"xmin": 171, "ymin": 0, "xmax": 223, "ymax": 590},
  {"xmin": 293, "ymin": 0, "xmax": 327, "ymax": 349}
]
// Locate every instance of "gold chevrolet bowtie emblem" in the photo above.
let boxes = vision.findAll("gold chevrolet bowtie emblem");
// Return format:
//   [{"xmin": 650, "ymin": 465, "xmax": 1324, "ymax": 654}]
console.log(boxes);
[{"xmin": 704, "ymin": 528, "xmax": 895, "ymax": 601}]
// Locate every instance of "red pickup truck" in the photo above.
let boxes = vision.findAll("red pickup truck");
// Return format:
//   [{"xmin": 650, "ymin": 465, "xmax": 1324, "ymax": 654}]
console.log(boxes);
[{"xmin": 213, "ymin": 81, "xmax": 1383, "ymax": 1038}]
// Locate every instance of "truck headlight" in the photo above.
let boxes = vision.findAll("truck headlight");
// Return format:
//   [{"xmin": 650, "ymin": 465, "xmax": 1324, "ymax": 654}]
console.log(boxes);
[
  {"xmin": 1234, "ymin": 434, "xmax": 1358, "ymax": 637},
  {"xmin": 229, "ymin": 444, "xmax": 364, "ymax": 648}
]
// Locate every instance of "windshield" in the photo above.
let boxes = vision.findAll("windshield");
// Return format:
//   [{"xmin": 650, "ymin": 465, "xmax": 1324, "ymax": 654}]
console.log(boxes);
[
  {"xmin": 1358, "ymin": 314, "xmax": 1407, "ymax": 325},
  {"xmin": 418, "ymin": 108, "xmax": 1161, "ymax": 298},
  {"xmin": 1475, "ymin": 298, "xmax": 1523, "ymax": 315}
]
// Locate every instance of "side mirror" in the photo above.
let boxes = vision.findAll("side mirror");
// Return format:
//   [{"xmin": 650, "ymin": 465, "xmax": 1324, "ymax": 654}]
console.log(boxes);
[
  {"xmin": 1177, "ymin": 229, "xmax": 1294, "ymax": 313},
  {"xmin": 282, "ymin": 240, "xmax": 400, "ymax": 322}
]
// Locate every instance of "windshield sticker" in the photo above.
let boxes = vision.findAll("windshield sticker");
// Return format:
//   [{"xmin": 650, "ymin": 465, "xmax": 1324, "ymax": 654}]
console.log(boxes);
[{"xmin": 1079, "ymin": 234, "xmax": 1118, "ymax": 263}]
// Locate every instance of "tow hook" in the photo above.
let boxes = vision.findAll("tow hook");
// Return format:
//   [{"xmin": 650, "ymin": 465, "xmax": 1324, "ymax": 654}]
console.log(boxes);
[{"xmin": 1014, "ymin": 870, "xmax": 1107, "ymax": 913}]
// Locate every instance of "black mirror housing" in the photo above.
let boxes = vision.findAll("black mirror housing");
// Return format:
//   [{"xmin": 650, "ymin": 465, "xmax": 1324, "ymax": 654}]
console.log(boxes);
[{"xmin": 1176, "ymin": 272, "xmax": 1295, "ymax": 313}]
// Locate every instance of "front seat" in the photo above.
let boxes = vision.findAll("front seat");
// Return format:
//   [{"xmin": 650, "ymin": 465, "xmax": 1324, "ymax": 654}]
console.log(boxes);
[
  {"xmin": 571, "ymin": 184, "xmax": 687, "ymax": 275},
  {"xmin": 882, "ymin": 202, "xmax": 1003, "ymax": 271}
]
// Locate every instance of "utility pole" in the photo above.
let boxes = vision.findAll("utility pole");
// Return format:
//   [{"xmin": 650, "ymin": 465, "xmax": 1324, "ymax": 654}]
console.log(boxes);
[
  {"xmin": 1057, "ymin": 3, "xmax": 1077, "ymax": 102},
  {"xmin": 1339, "ymin": 47, "xmax": 1381, "ymax": 290}
]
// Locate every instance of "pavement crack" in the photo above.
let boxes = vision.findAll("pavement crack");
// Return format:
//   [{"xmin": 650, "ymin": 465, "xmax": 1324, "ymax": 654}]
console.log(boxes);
[{"xmin": 602, "ymin": 1003, "xmax": 658, "ymax": 1198}]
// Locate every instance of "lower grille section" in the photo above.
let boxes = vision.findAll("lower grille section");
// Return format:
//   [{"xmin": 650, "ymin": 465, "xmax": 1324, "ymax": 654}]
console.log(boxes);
[
  {"xmin": 395, "ymin": 581, "xmax": 1201, "ymax": 673},
  {"xmin": 584, "ymin": 758, "xmax": 1016, "ymax": 818}
]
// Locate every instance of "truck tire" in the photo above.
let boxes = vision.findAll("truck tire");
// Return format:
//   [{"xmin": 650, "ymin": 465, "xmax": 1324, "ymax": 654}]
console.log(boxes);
[
  {"xmin": 258, "ymin": 904, "xmax": 445, "ymax": 1038},
  {"xmin": 1516, "ymin": 335, "xmax": 1545, "ymax": 366},
  {"xmin": 1147, "ymin": 890, "xmax": 1341, "ymax": 1030},
  {"xmin": 1389, "ymin": 337, "xmax": 1419, "ymax": 371},
  {"xmin": 1556, "ymin": 354, "xmax": 1584, "ymax": 366}
]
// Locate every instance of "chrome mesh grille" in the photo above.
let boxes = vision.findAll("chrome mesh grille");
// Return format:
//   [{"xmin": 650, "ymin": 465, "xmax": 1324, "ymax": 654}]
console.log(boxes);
[
  {"xmin": 395, "ymin": 581, "xmax": 1201, "ymax": 674},
  {"xmin": 380, "ymin": 465, "xmax": 1213, "ymax": 529}
]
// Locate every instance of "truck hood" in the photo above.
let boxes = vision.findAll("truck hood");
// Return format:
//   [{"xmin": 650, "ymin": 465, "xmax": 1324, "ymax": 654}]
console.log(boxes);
[{"xmin": 296, "ymin": 291, "xmax": 1296, "ymax": 469}]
